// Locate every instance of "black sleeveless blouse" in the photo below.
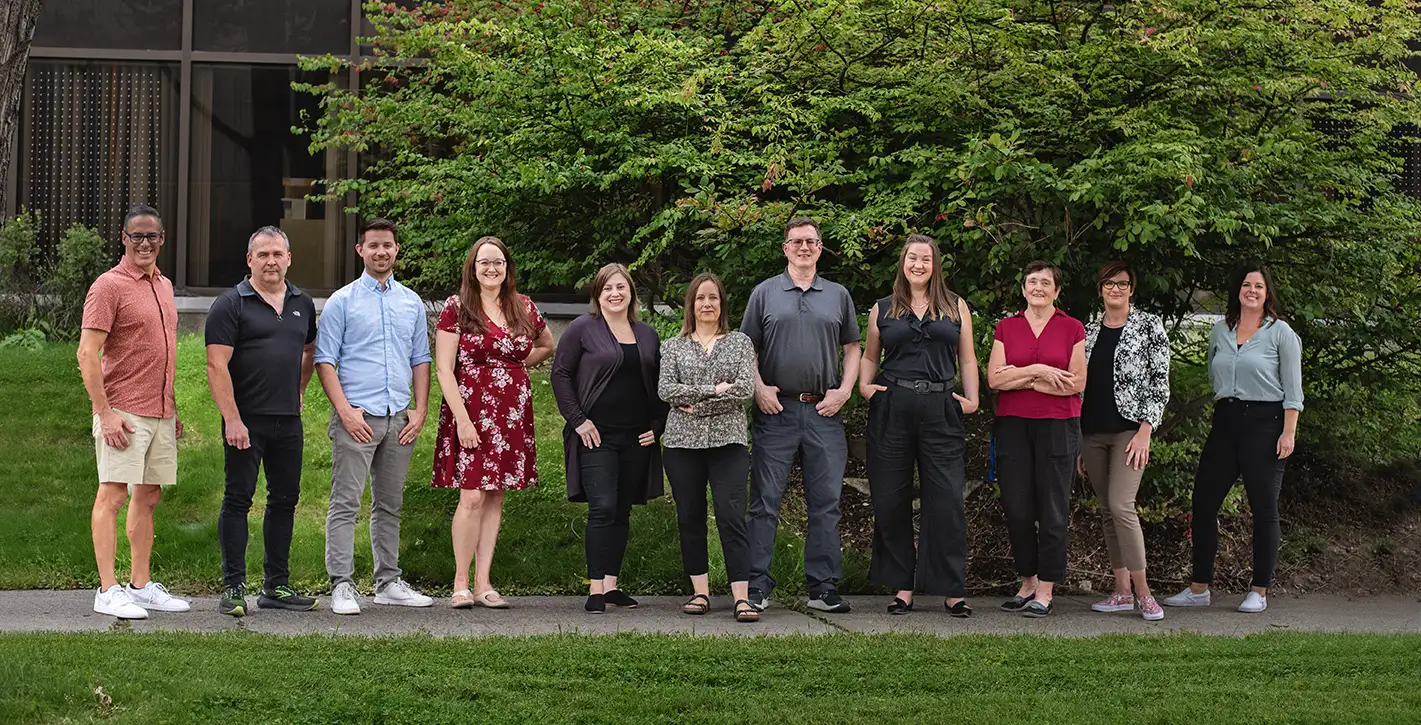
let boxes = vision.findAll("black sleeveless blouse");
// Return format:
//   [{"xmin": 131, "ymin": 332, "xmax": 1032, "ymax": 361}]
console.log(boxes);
[{"xmin": 876, "ymin": 296, "xmax": 960, "ymax": 383}]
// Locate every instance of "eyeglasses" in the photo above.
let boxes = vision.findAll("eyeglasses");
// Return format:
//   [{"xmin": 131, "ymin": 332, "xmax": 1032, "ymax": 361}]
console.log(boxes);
[
  {"xmin": 125, "ymin": 232, "xmax": 162, "ymax": 244},
  {"xmin": 476, "ymin": 259, "xmax": 507, "ymax": 268},
  {"xmin": 1101, "ymin": 280, "xmax": 1131, "ymax": 291},
  {"xmin": 785, "ymin": 239, "xmax": 821, "ymax": 248}
]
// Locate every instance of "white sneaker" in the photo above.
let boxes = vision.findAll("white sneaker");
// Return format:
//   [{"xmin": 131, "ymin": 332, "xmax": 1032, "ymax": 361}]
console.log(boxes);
[
  {"xmin": 125, "ymin": 581, "xmax": 190, "ymax": 613},
  {"xmin": 331, "ymin": 582, "xmax": 361, "ymax": 615},
  {"xmin": 1161, "ymin": 587, "xmax": 1212, "ymax": 607},
  {"xmin": 94, "ymin": 585, "xmax": 148, "ymax": 619},
  {"xmin": 373, "ymin": 579, "xmax": 433, "ymax": 608},
  {"xmin": 1238, "ymin": 591, "xmax": 1268, "ymax": 613}
]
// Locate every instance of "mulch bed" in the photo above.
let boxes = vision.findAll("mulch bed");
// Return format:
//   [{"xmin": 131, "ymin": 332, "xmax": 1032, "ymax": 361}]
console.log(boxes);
[{"xmin": 783, "ymin": 408, "xmax": 1421, "ymax": 596}]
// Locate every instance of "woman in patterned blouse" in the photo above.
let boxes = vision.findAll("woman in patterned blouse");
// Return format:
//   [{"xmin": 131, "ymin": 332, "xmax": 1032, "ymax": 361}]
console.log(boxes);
[
  {"xmin": 1079, "ymin": 261, "xmax": 1170, "ymax": 622},
  {"xmin": 658, "ymin": 273, "xmax": 759, "ymax": 622}
]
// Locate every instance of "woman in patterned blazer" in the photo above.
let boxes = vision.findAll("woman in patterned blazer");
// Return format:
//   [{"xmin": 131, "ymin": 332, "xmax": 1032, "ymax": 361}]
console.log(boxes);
[{"xmin": 1078, "ymin": 261, "xmax": 1171, "ymax": 621}]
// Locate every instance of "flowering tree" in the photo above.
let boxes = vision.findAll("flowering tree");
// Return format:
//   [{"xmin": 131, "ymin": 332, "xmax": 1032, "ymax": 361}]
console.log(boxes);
[{"xmin": 299, "ymin": 0, "xmax": 1421, "ymax": 383}]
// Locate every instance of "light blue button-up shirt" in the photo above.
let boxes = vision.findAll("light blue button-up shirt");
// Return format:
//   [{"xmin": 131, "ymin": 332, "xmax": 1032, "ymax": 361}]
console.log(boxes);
[
  {"xmin": 1206, "ymin": 317, "xmax": 1305, "ymax": 411},
  {"xmin": 314, "ymin": 272, "xmax": 432, "ymax": 416}
]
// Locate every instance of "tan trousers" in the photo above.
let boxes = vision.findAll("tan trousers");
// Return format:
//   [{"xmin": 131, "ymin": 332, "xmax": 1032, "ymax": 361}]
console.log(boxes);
[{"xmin": 1081, "ymin": 430, "xmax": 1147, "ymax": 572}]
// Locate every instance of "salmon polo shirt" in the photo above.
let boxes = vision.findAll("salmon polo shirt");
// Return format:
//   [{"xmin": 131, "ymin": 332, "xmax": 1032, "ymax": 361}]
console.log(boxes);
[
  {"xmin": 81, "ymin": 256, "xmax": 179, "ymax": 419},
  {"xmin": 992, "ymin": 308, "xmax": 1086, "ymax": 420}
]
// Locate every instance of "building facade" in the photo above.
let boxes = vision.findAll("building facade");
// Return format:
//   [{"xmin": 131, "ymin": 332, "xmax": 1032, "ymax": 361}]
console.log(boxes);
[{"xmin": 4, "ymin": 0, "xmax": 373, "ymax": 295}]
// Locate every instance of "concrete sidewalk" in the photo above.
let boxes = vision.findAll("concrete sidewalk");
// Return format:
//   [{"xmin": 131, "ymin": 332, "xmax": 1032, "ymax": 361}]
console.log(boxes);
[{"xmin": 0, "ymin": 591, "xmax": 1417, "ymax": 638}]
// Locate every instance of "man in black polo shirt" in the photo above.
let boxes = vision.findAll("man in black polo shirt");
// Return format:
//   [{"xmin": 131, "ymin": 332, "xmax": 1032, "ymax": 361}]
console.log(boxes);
[{"xmin": 205, "ymin": 226, "xmax": 318, "ymax": 616}]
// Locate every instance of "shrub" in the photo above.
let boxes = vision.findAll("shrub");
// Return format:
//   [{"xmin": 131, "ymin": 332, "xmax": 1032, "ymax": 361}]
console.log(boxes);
[{"xmin": 0, "ymin": 208, "xmax": 39, "ymax": 284}]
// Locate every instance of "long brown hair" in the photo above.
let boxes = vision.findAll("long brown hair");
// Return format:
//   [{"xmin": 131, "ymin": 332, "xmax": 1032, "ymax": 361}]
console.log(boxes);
[
  {"xmin": 458, "ymin": 236, "xmax": 534, "ymax": 338},
  {"xmin": 588, "ymin": 263, "xmax": 640, "ymax": 323},
  {"xmin": 889, "ymin": 234, "xmax": 960, "ymax": 322},
  {"xmin": 679, "ymin": 272, "xmax": 729, "ymax": 336},
  {"xmin": 1225, "ymin": 262, "xmax": 1282, "ymax": 330}
]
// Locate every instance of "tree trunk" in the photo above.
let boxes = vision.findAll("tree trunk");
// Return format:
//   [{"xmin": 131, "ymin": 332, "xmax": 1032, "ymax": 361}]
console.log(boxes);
[{"xmin": 0, "ymin": 0, "xmax": 43, "ymax": 213}]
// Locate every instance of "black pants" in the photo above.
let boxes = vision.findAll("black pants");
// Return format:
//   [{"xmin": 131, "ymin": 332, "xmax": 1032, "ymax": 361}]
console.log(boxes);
[
  {"xmin": 218, "ymin": 415, "xmax": 304, "ymax": 589},
  {"xmin": 580, "ymin": 430, "xmax": 652, "ymax": 580},
  {"xmin": 994, "ymin": 416, "xmax": 1081, "ymax": 583},
  {"xmin": 1191, "ymin": 399, "xmax": 1287, "ymax": 589},
  {"xmin": 665, "ymin": 445, "xmax": 751, "ymax": 583},
  {"xmin": 867, "ymin": 385, "xmax": 968, "ymax": 597}
]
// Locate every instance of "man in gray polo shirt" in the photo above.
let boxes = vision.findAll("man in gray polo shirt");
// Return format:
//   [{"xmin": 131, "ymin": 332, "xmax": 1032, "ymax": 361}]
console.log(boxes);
[{"xmin": 740, "ymin": 217, "xmax": 862, "ymax": 613}]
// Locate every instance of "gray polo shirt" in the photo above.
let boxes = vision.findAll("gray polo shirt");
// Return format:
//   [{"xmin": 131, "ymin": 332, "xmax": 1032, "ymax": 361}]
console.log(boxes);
[{"xmin": 740, "ymin": 272, "xmax": 860, "ymax": 395}]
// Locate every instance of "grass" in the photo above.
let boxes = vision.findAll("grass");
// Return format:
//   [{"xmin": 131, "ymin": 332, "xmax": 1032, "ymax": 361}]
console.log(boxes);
[
  {"xmin": 0, "ymin": 338, "xmax": 861, "ymax": 596},
  {"xmin": 3, "ymin": 631, "xmax": 1419, "ymax": 723}
]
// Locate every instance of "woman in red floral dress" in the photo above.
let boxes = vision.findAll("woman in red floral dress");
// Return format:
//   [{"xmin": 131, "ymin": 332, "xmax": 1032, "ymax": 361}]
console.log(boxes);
[{"xmin": 432, "ymin": 236, "xmax": 554, "ymax": 609}]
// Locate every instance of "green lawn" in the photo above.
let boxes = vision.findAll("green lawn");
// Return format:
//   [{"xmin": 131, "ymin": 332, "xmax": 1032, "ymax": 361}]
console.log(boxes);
[
  {"xmin": 0, "ymin": 339, "xmax": 857, "ymax": 596},
  {"xmin": 3, "ymin": 631, "xmax": 1418, "ymax": 723}
]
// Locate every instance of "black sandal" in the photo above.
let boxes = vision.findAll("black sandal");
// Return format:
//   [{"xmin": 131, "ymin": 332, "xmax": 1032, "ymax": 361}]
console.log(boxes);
[
  {"xmin": 946, "ymin": 600, "xmax": 973, "ymax": 618},
  {"xmin": 1000, "ymin": 592, "xmax": 1036, "ymax": 612},
  {"xmin": 1021, "ymin": 600, "xmax": 1053, "ymax": 618},
  {"xmin": 887, "ymin": 597, "xmax": 913, "ymax": 615},
  {"xmin": 734, "ymin": 599, "xmax": 760, "ymax": 622},
  {"xmin": 681, "ymin": 593, "xmax": 710, "ymax": 615}
]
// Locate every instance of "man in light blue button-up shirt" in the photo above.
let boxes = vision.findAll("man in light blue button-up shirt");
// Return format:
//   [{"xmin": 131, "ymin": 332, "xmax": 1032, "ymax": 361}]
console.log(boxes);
[{"xmin": 314, "ymin": 219, "xmax": 434, "ymax": 614}]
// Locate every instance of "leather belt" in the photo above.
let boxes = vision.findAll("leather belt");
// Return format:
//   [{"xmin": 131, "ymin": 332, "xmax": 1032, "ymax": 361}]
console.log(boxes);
[
  {"xmin": 778, "ymin": 392, "xmax": 825, "ymax": 403},
  {"xmin": 882, "ymin": 373, "xmax": 949, "ymax": 394}
]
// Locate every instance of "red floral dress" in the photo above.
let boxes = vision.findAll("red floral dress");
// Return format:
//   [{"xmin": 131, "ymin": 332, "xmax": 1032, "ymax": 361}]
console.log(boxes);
[{"xmin": 431, "ymin": 294, "xmax": 546, "ymax": 491}]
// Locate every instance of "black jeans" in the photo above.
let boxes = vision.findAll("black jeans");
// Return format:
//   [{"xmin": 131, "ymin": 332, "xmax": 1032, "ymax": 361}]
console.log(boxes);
[
  {"xmin": 580, "ymin": 429, "xmax": 652, "ymax": 580},
  {"xmin": 219, "ymin": 415, "xmax": 304, "ymax": 589},
  {"xmin": 867, "ymin": 385, "xmax": 968, "ymax": 597},
  {"xmin": 993, "ymin": 416, "xmax": 1081, "ymax": 583},
  {"xmin": 1191, "ymin": 399, "xmax": 1287, "ymax": 589},
  {"xmin": 665, "ymin": 445, "xmax": 751, "ymax": 583}
]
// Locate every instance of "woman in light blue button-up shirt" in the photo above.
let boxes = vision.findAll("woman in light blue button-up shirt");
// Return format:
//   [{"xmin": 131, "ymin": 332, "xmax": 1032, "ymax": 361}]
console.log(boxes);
[{"xmin": 1164, "ymin": 264, "xmax": 1302, "ymax": 615}]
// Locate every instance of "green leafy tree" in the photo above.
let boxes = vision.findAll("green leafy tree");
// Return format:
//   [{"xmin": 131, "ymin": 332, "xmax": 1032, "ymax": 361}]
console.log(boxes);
[{"xmin": 299, "ymin": 0, "xmax": 1421, "ymax": 388}]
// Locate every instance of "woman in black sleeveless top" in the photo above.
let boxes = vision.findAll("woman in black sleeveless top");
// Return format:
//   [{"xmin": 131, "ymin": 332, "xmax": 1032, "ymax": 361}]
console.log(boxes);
[{"xmin": 858, "ymin": 235, "xmax": 980, "ymax": 616}]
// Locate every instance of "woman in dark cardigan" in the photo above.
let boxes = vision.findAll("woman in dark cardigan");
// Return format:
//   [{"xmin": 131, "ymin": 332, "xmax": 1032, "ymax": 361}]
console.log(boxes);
[{"xmin": 550, "ymin": 263, "xmax": 667, "ymax": 613}]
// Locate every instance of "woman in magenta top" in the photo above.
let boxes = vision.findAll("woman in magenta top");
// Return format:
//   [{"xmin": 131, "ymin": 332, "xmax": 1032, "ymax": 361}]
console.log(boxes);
[{"xmin": 986, "ymin": 260, "xmax": 1087, "ymax": 618}]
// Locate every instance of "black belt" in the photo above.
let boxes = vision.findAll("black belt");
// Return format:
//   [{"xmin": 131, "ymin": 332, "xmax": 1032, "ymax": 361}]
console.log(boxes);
[
  {"xmin": 778, "ymin": 392, "xmax": 824, "ymax": 403},
  {"xmin": 882, "ymin": 372, "xmax": 950, "ymax": 394}
]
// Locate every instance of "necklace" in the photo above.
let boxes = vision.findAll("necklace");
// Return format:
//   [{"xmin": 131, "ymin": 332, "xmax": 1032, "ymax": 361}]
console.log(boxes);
[{"xmin": 692, "ymin": 331, "xmax": 718, "ymax": 351}]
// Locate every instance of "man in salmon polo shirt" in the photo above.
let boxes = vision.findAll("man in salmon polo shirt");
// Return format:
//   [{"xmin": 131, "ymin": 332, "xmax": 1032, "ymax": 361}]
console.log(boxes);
[{"xmin": 77, "ymin": 204, "xmax": 191, "ymax": 619}]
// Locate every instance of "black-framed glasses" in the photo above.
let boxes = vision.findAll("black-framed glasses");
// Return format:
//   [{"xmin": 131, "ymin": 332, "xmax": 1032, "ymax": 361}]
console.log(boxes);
[
  {"xmin": 125, "ymin": 232, "xmax": 163, "ymax": 244},
  {"xmin": 1101, "ymin": 280, "xmax": 1131, "ymax": 291}
]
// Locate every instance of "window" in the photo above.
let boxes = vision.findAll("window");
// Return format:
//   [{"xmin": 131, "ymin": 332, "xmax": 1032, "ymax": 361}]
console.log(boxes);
[
  {"xmin": 18, "ymin": 61, "xmax": 180, "ymax": 270},
  {"xmin": 194, "ymin": 0, "xmax": 351, "ymax": 54},
  {"xmin": 187, "ymin": 65, "xmax": 345, "ymax": 289},
  {"xmin": 34, "ymin": 0, "xmax": 183, "ymax": 51}
]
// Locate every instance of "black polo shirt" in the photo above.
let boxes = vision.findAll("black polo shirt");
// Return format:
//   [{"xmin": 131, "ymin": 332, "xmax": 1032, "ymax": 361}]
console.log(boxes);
[{"xmin": 205, "ymin": 276, "xmax": 318, "ymax": 417}]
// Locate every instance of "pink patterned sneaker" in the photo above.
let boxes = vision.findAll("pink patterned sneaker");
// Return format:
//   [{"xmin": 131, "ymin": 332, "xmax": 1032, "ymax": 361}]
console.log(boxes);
[
  {"xmin": 1091, "ymin": 592, "xmax": 1135, "ymax": 613},
  {"xmin": 1139, "ymin": 594, "xmax": 1164, "ymax": 621}
]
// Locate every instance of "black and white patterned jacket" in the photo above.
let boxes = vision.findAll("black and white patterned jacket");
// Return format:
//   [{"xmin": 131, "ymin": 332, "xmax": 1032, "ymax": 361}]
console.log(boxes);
[{"xmin": 1084, "ymin": 308, "xmax": 1171, "ymax": 428}]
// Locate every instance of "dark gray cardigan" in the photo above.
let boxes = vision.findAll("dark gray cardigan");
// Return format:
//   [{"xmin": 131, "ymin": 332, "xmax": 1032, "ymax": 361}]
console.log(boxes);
[{"xmin": 549, "ymin": 313, "xmax": 667, "ymax": 504}]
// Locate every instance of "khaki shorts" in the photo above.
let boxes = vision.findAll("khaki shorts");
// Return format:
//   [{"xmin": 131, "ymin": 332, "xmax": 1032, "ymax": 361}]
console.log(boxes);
[{"xmin": 93, "ymin": 409, "xmax": 177, "ymax": 486}]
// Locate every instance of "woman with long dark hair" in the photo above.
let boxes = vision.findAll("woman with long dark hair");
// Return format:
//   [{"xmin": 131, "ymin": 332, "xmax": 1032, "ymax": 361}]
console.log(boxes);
[
  {"xmin": 659, "ymin": 273, "xmax": 759, "ymax": 622},
  {"xmin": 1164, "ymin": 263, "xmax": 1302, "ymax": 614},
  {"xmin": 432, "ymin": 236, "xmax": 555, "ymax": 609},
  {"xmin": 551, "ymin": 263, "xmax": 667, "ymax": 614},
  {"xmin": 858, "ymin": 235, "xmax": 979, "ymax": 616}
]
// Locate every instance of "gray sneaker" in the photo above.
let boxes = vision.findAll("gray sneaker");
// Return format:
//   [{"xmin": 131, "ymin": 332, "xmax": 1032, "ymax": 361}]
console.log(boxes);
[
  {"xmin": 747, "ymin": 587, "xmax": 768, "ymax": 612},
  {"xmin": 1161, "ymin": 587, "xmax": 1211, "ymax": 607},
  {"xmin": 807, "ymin": 589, "xmax": 851, "ymax": 613}
]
